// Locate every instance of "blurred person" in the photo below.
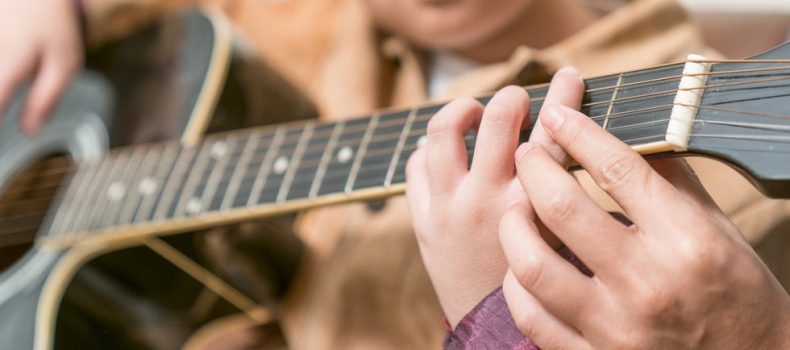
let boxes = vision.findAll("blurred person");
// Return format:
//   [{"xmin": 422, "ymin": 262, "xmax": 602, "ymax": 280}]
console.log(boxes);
[{"xmin": 1, "ymin": 0, "xmax": 789, "ymax": 349}]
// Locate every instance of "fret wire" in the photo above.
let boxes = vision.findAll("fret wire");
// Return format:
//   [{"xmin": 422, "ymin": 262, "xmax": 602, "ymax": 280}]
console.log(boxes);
[
  {"xmin": 201, "ymin": 135, "xmax": 240, "ymax": 215},
  {"xmin": 220, "ymin": 130, "xmax": 262, "ymax": 211},
  {"xmin": 117, "ymin": 144, "xmax": 160, "ymax": 226},
  {"xmin": 309, "ymin": 121, "xmax": 345, "ymax": 198},
  {"xmin": 183, "ymin": 81, "xmax": 667, "ymax": 173},
  {"xmin": 173, "ymin": 140, "xmax": 215, "ymax": 218},
  {"xmin": 54, "ymin": 62, "xmax": 761, "ymax": 228},
  {"xmin": 247, "ymin": 80, "xmax": 672, "ymax": 161},
  {"xmin": 65, "ymin": 158, "xmax": 111, "ymax": 235},
  {"xmin": 270, "ymin": 111, "xmax": 422, "ymax": 147},
  {"xmin": 238, "ymin": 95, "xmax": 671, "ymax": 193},
  {"xmin": 277, "ymin": 122, "xmax": 315, "ymax": 202},
  {"xmin": 347, "ymin": 131, "xmax": 676, "ymax": 190},
  {"xmin": 84, "ymin": 149, "xmax": 132, "ymax": 232},
  {"xmin": 603, "ymin": 74, "xmax": 625, "ymax": 129},
  {"xmin": 98, "ymin": 144, "xmax": 148, "ymax": 228},
  {"xmin": 57, "ymin": 162, "xmax": 101, "ymax": 235},
  {"xmin": 152, "ymin": 145, "xmax": 195, "ymax": 221},
  {"xmin": 345, "ymin": 114, "xmax": 380, "ymax": 194},
  {"xmin": 385, "ymin": 107, "xmax": 417, "ymax": 187},
  {"xmin": 190, "ymin": 139, "xmax": 229, "ymax": 213},
  {"xmin": 135, "ymin": 143, "xmax": 179, "ymax": 223},
  {"xmin": 247, "ymin": 127, "xmax": 287, "ymax": 207},
  {"xmin": 46, "ymin": 162, "xmax": 89, "ymax": 235}
]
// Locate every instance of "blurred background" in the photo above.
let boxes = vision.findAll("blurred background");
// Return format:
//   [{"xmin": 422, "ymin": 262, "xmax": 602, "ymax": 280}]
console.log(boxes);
[{"xmin": 679, "ymin": 0, "xmax": 790, "ymax": 58}]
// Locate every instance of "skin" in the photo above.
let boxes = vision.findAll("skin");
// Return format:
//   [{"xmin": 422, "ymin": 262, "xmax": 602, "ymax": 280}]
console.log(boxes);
[
  {"xmin": 501, "ymin": 74, "xmax": 790, "ymax": 349},
  {"xmin": 405, "ymin": 68, "xmax": 585, "ymax": 327},
  {"xmin": 0, "ymin": 0, "xmax": 82, "ymax": 135},
  {"xmin": 0, "ymin": 0, "xmax": 596, "ymax": 131},
  {"xmin": 406, "ymin": 67, "xmax": 790, "ymax": 347},
  {"xmin": 4, "ymin": 0, "xmax": 788, "ymax": 346},
  {"xmin": 363, "ymin": 0, "xmax": 598, "ymax": 63}
]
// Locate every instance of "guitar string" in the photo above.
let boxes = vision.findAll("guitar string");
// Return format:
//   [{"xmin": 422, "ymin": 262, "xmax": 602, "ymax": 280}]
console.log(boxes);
[
  {"xmin": 9, "ymin": 60, "xmax": 785, "ymax": 284},
  {"xmin": 3, "ymin": 71, "xmax": 789, "ymax": 219},
  {"xmin": 4, "ymin": 114, "xmax": 790, "ymax": 242},
  {"xmin": 6, "ymin": 62, "xmax": 790, "ymax": 182},
  {"xmin": 2, "ymin": 64, "xmax": 789, "ymax": 230},
  {"xmin": 19, "ymin": 68, "xmax": 790, "ymax": 197},
  {"xmin": 3, "ymin": 108, "xmax": 790, "ymax": 241},
  {"xmin": 7, "ymin": 68, "xmax": 790, "ymax": 200},
  {"xmin": 7, "ymin": 74, "xmax": 786, "ymax": 217}
]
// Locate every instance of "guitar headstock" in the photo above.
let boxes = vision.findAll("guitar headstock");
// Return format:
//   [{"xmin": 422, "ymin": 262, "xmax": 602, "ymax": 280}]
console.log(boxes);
[{"xmin": 688, "ymin": 41, "xmax": 790, "ymax": 198}]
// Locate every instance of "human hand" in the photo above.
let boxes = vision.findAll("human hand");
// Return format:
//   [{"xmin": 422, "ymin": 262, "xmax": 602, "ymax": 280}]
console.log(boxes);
[
  {"xmin": 500, "ymin": 88, "xmax": 790, "ymax": 348},
  {"xmin": 405, "ymin": 68, "xmax": 584, "ymax": 328},
  {"xmin": 0, "ymin": 0, "xmax": 83, "ymax": 135}
]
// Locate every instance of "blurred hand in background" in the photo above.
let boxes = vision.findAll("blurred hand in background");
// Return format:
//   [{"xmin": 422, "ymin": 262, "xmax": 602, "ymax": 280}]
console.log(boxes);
[{"xmin": 0, "ymin": 0, "xmax": 82, "ymax": 135}]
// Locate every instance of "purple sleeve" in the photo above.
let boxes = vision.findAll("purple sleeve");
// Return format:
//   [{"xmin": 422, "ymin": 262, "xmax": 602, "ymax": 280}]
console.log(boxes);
[
  {"xmin": 445, "ymin": 246, "xmax": 595, "ymax": 349},
  {"xmin": 444, "ymin": 287, "xmax": 539, "ymax": 350}
]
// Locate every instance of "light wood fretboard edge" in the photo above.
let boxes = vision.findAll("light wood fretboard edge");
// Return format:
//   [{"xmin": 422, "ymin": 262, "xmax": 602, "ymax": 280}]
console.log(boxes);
[{"xmin": 37, "ymin": 183, "xmax": 407, "ymax": 250}]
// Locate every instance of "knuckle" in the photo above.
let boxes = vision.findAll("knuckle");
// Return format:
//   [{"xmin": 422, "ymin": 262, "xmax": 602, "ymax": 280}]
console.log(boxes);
[
  {"xmin": 544, "ymin": 192, "xmax": 575, "ymax": 223},
  {"xmin": 514, "ymin": 253, "xmax": 545, "ymax": 291},
  {"xmin": 597, "ymin": 152, "xmax": 648, "ymax": 192},
  {"xmin": 640, "ymin": 285, "xmax": 675, "ymax": 317},
  {"xmin": 455, "ymin": 95, "xmax": 484, "ymax": 111},
  {"xmin": 426, "ymin": 116, "xmax": 451, "ymax": 137},
  {"xmin": 428, "ymin": 97, "xmax": 482, "ymax": 137},
  {"xmin": 677, "ymin": 232, "xmax": 727, "ymax": 279},
  {"xmin": 513, "ymin": 308, "xmax": 538, "ymax": 338},
  {"xmin": 482, "ymin": 103, "xmax": 517, "ymax": 135}
]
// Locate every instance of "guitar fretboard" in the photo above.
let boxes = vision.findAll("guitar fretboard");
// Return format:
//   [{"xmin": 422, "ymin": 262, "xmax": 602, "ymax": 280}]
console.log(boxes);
[{"xmin": 46, "ymin": 62, "xmax": 689, "ymax": 239}]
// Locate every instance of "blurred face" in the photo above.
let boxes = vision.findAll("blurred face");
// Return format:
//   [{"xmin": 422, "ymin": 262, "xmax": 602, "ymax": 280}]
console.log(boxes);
[{"xmin": 364, "ymin": 0, "xmax": 536, "ymax": 51}]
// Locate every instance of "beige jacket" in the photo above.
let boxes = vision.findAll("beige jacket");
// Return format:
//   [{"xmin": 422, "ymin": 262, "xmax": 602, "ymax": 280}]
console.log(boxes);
[{"xmin": 83, "ymin": 0, "xmax": 790, "ymax": 348}]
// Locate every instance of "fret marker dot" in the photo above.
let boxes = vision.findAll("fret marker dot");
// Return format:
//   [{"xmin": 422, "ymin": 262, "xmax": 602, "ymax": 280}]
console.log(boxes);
[
  {"xmin": 417, "ymin": 135, "xmax": 427, "ymax": 147},
  {"xmin": 273, "ymin": 156, "xmax": 289, "ymax": 175},
  {"xmin": 337, "ymin": 146, "xmax": 354, "ymax": 164},
  {"xmin": 186, "ymin": 198, "xmax": 202, "ymax": 215},
  {"xmin": 107, "ymin": 182, "xmax": 126, "ymax": 201},
  {"xmin": 138, "ymin": 177, "xmax": 158, "ymax": 195},
  {"xmin": 210, "ymin": 140, "xmax": 228, "ymax": 159}
]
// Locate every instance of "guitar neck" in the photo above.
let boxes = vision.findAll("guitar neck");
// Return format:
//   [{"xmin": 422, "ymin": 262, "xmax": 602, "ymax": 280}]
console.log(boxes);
[{"xmin": 43, "ymin": 61, "xmax": 696, "ymax": 246}]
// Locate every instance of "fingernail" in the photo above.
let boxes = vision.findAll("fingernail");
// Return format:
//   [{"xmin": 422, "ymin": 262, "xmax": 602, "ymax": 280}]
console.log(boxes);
[
  {"xmin": 515, "ymin": 142, "xmax": 534, "ymax": 163},
  {"xmin": 541, "ymin": 105, "xmax": 565, "ymax": 132},
  {"xmin": 556, "ymin": 66, "xmax": 581, "ymax": 78}
]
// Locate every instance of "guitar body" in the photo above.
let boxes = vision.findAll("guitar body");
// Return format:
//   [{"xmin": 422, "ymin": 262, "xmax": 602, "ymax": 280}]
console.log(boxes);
[
  {"xmin": 0, "ymin": 10, "xmax": 313, "ymax": 349},
  {"xmin": 0, "ymin": 73, "xmax": 113, "ymax": 350}
]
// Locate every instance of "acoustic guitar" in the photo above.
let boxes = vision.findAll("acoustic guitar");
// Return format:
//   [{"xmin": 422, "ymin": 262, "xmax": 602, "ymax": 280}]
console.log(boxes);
[
  {"xmin": 0, "ymin": 10, "xmax": 315, "ymax": 349},
  {"xmin": 2, "ymin": 9, "xmax": 790, "ymax": 350}
]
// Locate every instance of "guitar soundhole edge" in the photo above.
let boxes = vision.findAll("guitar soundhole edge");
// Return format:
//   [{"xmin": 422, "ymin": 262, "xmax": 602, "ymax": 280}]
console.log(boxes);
[{"xmin": 0, "ymin": 155, "xmax": 74, "ymax": 272}]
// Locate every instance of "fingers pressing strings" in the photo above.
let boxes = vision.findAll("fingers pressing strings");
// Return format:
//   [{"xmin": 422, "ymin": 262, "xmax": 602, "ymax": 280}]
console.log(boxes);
[
  {"xmin": 469, "ymin": 86, "xmax": 530, "ymax": 185},
  {"xmin": 425, "ymin": 97, "xmax": 484, "ymax": 196},
  {"xmin": 537, "ymin": 104, "xmax": 712, "ymax": 239},
  {"xmin": 529, "ymin": 66, "xmax": 585, "ymax": 165},
  {"xmin": 515, "ymin": 143, "xmax": 636, "ymax": 280}
]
